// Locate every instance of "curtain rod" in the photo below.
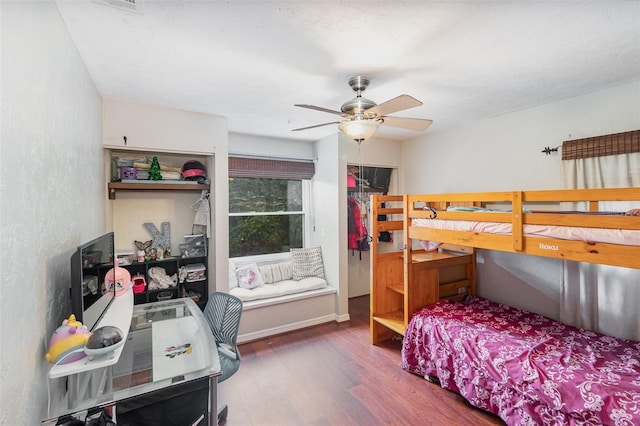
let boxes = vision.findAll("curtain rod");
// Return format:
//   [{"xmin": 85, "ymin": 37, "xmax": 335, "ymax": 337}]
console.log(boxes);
[{"xmin": 228, "ymin": 152, "xmax": 316, "ymax": 163}]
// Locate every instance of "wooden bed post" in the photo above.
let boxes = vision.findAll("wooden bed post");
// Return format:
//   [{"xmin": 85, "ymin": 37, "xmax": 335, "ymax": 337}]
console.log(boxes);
[
  {"xmin": 512, "ymin": 191, "xmax": 523, "ymax": 252},
  {"xmin": 402, "ymin": 195, "xmax": 412, "ymax": 329}
]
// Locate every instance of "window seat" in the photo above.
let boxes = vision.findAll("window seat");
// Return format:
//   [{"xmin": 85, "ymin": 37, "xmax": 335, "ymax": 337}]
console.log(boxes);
[
  {"xmin": 236, "ymin": 284, "xmax": 336, "ymax": 310},
  {"xmin": 229, "ymin": 276, "xmax": 329, "ymax": 303},
  {"xmin": 229, "ymin": 249, "xmax": 340, "ymax": 342}
]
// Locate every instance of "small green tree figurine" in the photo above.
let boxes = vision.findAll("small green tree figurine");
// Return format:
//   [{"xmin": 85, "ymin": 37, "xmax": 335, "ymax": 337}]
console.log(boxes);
[{"xmin": 149, "ymin": 156, "xmax": 162, "ymax": 181}]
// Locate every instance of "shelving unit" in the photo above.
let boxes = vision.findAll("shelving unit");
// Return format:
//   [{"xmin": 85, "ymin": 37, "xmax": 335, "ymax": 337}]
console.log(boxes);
[
  {"xmin": 105, "ymin": 147, "xmax": 213, "ymax": 310},
  {"xmin": 370, "ymin": 194, "xmax": 476, "ymax": 344},
  {"xmin": 121, "ymin": 256, "xmax": 208, "ymax": 310}
]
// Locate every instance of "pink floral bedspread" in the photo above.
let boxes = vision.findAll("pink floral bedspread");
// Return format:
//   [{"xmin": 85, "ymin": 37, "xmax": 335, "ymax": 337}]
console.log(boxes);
[{"xmin": 401, "ymin": 296, "xmax": 640, "ymax": 425}]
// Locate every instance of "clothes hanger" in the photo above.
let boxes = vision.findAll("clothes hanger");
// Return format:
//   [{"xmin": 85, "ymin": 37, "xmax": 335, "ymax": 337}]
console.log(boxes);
[{"xmin": 191, "ymin": 190, "xmax": 210, "ymax": 210}]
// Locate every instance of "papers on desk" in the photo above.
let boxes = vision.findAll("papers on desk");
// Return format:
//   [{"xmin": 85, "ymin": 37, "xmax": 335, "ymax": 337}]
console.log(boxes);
[{"xmin": 152, "ymin": 316, "xmax": 208, "ymax": 382}]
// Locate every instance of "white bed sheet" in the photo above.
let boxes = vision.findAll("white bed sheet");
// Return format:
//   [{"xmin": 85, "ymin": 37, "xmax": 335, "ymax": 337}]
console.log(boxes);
[{"xmin": 412, "ymin": 218, "xmax": 640, "ymax": 247}]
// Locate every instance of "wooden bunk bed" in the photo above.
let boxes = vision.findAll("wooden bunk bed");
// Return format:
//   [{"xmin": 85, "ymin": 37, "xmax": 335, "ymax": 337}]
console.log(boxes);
[{"xmin": 398, "ymin": 187, "xmax": 640, "ymax": 425}]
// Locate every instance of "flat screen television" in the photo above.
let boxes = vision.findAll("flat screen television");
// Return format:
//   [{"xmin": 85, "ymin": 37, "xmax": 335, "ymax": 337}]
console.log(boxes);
[{"xmin": 70, "ymin": 232, "xmax": 116, "ymax": 331}]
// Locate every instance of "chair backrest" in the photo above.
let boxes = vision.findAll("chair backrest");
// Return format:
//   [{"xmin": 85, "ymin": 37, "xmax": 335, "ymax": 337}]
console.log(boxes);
[{"xmin": 203, "ymin": 292, "xmax": 243, "ymax": 352}]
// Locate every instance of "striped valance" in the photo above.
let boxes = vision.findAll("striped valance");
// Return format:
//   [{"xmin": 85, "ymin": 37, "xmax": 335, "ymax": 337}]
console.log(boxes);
[
  {"xmin": 562, "ymin": 129, "xmax": 640, "ymax": 160},
  {"xmin": 229, "ymin": 156, "xmax": 315, "ymax": 179}
]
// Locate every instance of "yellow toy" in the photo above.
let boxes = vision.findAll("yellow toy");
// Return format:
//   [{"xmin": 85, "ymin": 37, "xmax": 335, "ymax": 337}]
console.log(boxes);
[{"xmin": 45, "ymin": 314, "xmax": 90, "ymax": 364}]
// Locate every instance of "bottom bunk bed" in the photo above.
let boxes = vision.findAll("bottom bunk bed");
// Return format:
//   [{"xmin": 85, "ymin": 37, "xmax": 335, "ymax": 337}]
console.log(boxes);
[{"xmin": 401, "ymin": 296, "xmax": 640, "ymax": 425}]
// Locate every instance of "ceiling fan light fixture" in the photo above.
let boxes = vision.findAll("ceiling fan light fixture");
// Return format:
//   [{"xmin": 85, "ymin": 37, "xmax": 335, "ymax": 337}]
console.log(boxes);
[
  {"xmin": 339, "ymin": 118, "xmax": 379, "ymax": 142},
  {"xmin": 293, "ymin": 76, "xmax": 432, "ymax": 138}
]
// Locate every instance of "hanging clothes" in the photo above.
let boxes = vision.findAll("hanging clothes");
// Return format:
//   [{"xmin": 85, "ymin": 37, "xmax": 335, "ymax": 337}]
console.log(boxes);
[
  {"xmin": 348, "ymin": 197, "xmax": 368, "ymax": 258},
  {"xmin": 191, "ymin": 190, "xmax": 211, "ymax": 238},
  {"xmin": 348, "ymin": 197, "xmax": 361, "ymax": 250},
  {"xmin": 358, "ymin": 204, "xmax": 370, "ymax": 252}
]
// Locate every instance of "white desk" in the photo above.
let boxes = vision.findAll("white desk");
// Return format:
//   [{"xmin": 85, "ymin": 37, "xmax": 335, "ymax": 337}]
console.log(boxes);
[{"xmin": 44, "ymin": 297, "xmax": 221, "ymax": 425}]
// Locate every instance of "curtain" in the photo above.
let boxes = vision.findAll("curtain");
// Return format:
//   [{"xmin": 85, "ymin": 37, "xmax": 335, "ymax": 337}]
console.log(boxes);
[
  {"xmin": 229, "ymin": 156, "xmax": 315, "ymax": 179},
  {"xmin": 560, "ymin": 150, "xmax": 640, "ymax": 340}
]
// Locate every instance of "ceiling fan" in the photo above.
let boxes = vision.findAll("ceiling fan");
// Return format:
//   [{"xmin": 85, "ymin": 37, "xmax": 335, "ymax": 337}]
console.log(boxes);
[{"xmin": 292, "ymin": 75, "xmax": 433, "ymax": 143}]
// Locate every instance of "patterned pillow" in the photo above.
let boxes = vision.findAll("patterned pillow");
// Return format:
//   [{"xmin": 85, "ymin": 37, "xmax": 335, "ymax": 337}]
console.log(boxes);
[
  {"xmin": 290, "ymin": 247, "xmax": 325, "ymax": 280},
  {"xmin": 259, "ymin": 261, "xmax": 293, "ymax": 284},
  {"xmin": 236, "ymin": 263, "xmax": 264, "ymax": 289}
]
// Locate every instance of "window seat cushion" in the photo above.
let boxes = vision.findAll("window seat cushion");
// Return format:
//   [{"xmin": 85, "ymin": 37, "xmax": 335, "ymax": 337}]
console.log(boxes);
[{"xmin": 229, "ymin": 276, "xmax": 327, "ymax": 302}]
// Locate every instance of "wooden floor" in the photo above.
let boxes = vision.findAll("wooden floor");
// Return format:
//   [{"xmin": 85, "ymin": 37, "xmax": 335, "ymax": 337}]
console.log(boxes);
[{"xmin": 218, "ymin": 295, "xmax": 505, "ymax": 426}]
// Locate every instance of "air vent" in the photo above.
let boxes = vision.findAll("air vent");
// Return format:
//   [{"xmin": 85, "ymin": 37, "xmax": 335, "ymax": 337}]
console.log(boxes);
[{"xmin": 94, "ymin": 0, "xmax": 144, "ymax": 15}]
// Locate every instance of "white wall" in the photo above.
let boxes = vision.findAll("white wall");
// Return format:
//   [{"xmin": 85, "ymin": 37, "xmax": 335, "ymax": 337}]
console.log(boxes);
[
  {"xmin": 1, "ymin": 1, "xmax": 104, "ymax": 423},
  {"xmin": 229, "ymin": 132, "xmax": 314, "ymax": 160},
  {"xmin": 402, "ymin": 81, "xmax": 640, "ymax": 320},
  {"xmin": 312, "ymin": 133, "xmax": 348, "ymax": 318}
]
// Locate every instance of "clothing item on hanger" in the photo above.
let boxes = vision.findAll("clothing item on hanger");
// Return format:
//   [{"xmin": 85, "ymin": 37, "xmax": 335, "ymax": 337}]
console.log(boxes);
[{"xmin": 192, "ymin": 190, "xmax": 211, "ymax": 238}]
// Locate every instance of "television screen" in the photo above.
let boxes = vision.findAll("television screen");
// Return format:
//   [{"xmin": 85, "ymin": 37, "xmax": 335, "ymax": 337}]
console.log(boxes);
[{"xmin": 70, "ymin": 232, "xmax": 116, "ymax": 331}]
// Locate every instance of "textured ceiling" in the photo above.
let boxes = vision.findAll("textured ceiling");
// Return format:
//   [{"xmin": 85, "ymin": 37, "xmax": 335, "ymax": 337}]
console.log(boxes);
[{"xmin": 55, "ymin": 0, "xmax": 640, "ymax": 142}]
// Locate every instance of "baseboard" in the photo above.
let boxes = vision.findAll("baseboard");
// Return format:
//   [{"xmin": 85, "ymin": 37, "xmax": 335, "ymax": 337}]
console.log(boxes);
[
  {"xmin": 335, "ymin": 313, "xmax": 351, "ymax": 322},
  {"xmin": 237, "ymin": 313, "xmax": 343, "ymax": 344}
]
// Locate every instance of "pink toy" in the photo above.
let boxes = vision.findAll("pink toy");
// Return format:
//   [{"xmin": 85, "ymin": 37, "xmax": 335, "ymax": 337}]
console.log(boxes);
[
  {"xmin": 104, "ymin": 260, "xmax": 132, "ymax": 296},
  {"xmin": 132, "ymin": 274, "xmax": 146, "ymax": 294},
  {"xmin": 45, "ymin": 314, "xmax": 91, "ymax": 364}
]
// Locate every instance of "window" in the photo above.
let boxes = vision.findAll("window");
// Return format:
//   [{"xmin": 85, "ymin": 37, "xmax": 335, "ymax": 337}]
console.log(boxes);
[{"xmin": 228, "ymin": 157, "xmax": 314, "ymax": 258}]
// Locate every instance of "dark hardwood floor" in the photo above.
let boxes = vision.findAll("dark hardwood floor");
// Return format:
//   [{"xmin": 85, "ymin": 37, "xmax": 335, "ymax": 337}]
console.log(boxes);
[{"xmin": 218, "ymin": 295, "xmax": 504, "ymax": 426}]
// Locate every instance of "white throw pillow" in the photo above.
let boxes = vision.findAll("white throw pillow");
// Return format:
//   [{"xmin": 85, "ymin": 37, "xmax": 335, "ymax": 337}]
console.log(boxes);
[
  {"xmin": 290, "ymin": 247, "xmax": 325, "ymax": 280},
  {"xmin": 259, "ymin": 261, "xmax": 293, "ymax": 284},
  {"xmin": 236, "ymin": 263, "xmax": 264, "ymax": 289}
]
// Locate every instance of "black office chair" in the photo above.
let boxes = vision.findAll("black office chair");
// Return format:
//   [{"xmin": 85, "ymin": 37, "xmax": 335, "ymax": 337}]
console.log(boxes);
[{"xmin": 203, "ymin": 292, "xmax": 243, "ymax": 424}]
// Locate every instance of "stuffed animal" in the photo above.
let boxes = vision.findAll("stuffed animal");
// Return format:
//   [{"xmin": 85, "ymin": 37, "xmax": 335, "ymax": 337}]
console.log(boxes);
[
  {"xmin": 45, "ymin": 314, "xmax": 91, "ymax": 364},
  {"xmin": 104, "ymin": 260, "xmax": 132, "ymax": 296}
]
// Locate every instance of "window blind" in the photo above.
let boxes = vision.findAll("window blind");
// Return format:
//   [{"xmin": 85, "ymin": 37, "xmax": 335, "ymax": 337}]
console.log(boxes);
[
  {"xmin": 562, "ymin": 129, "xmax": 640, "ymax": 160},
  {"xmin": 229, "ymin": 156, "xmax": 315, "ymax": 179}
]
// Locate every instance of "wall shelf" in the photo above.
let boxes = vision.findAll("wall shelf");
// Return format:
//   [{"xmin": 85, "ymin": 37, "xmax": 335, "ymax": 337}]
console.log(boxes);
[{"xmin": 108, "ymin": 181, "xmax": 209, "ymax": 199}]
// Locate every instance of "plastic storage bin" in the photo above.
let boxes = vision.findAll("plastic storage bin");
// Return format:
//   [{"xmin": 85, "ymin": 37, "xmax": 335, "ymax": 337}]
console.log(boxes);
[{"xmin": 185, "ymin": 263, "xmax": 206, "ymax": 282}]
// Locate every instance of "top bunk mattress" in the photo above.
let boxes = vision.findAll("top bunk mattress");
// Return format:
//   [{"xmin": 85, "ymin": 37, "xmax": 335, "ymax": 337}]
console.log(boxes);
[{"xmin": 412, "ymin": 217, "xmax": 640, "ymax": 247}]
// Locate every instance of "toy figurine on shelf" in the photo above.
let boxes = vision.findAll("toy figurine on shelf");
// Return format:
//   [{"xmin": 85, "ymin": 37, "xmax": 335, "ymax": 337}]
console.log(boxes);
[
  {"xmin": 45, "ymin": 314, "xmax": 91, "ymax": 364},
  {"xmin": 135, "ymin": 240, "xmax": 151, "ymax": 262},
  {"xmin": 149, "ymin": 156, "xmax": 162, "ymax": 181}
]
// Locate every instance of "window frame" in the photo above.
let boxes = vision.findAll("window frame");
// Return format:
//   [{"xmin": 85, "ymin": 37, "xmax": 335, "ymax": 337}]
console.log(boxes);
[{"xmin": 228, "ymin": 178, "xmax": 312, "ymax": 262}]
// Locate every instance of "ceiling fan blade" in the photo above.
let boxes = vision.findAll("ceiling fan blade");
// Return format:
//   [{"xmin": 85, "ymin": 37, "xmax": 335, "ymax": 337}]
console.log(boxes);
[
  {"xmin": 291, "ymin": 121, "xmax": 340, "ymax": 131},
  {"xmin": 379, "ymin": 116, "xmax": 433, "ymax": 131},
  {"xmin": 365, "ymin": 95, "xmax": 422, "ymax": 118},
  {"xmin": 295, "ymin": 104, "xmax": 350, "ymax": 117}
]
